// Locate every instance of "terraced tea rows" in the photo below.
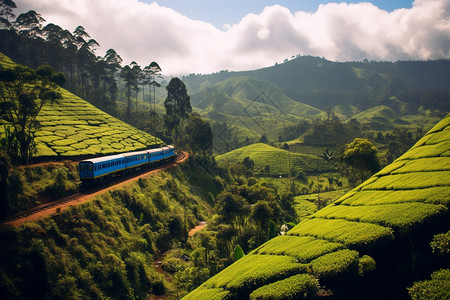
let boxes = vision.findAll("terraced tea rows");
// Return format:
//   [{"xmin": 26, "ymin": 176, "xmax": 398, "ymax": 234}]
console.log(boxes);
[
  {"xmin": 184, "ymin": 114, "xmax": 450, "ymax": 300},
  {"xmin": 216, "ymin": 143, "xmax": 328, "ymax": 174},
  {"xmin": 1, "ymin": 54, "xmax": 161, "ymax": 158}
]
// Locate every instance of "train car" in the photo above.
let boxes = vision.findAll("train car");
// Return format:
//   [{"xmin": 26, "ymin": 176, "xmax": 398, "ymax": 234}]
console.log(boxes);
[
  {"xmin": 148, "ymin": 148, "xmax": 164, "ymax": 164},
  {"xmin": 161, "ymin": 145, "xmax": 176, "ymax": 161},
  {"xmin": 122, "ymin": 150, "xmax": 150, "ymax": 170},
  {"xmin": 79, "ymin": 145, "xmax": 177, "ymax": 186},
  {"xmin": 79, "ymin": 154, "xmax": 126, "ymax": 181}
]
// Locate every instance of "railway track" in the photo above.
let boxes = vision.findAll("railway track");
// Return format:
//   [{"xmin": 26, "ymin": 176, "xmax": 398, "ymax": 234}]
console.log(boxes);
[{"xmin": 2, "ymin": 151, "xmax": 188, "ymax": 225}]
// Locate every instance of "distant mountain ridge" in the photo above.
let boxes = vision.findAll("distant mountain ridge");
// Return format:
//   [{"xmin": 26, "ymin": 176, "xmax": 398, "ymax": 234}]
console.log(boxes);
[{"xmin": 183, "ymin": 56, "xmax": 449, "ymax": 142}]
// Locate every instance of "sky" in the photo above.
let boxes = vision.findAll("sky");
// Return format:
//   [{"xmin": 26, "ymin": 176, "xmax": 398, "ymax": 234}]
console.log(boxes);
[{"xmin": 13, "ymin": 0, "xmax": 450, "ymax": 75}]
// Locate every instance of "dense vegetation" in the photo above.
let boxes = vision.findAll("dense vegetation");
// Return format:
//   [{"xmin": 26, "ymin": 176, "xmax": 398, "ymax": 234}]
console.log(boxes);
[
  {"xmin": 184, "ymin": 114, "xmax": 450, "ymax": 299},
  {"xmin": 0, "ymin": 169, "xmax": 212, "ymax": 299},
  {"xmin": 0, "ymin": 53, "xmax": 161, "ymax": 161}
]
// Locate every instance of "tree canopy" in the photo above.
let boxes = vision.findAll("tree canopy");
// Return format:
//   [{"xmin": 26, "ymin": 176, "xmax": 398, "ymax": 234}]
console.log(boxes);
[
  {"xmin": 0, "ymin": 64, "xmax": 65, "ymax": 165},
  {"xmin": 164, "ymin": 77, "xmax": 191, "ymax": 145},
  {"xmin": 342, "ymin": 138, "xmax": 380, "ymax": 182}
]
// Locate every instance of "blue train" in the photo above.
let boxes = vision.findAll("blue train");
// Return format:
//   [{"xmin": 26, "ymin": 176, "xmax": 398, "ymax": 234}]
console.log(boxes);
[{"xmin": 79, "ymin": 145, "xmax": 175, "ymax": 184}]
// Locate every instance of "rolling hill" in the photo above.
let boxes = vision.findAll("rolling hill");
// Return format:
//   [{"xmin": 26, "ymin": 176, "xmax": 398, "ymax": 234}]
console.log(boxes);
[
  {"xmin": 216, "ymin": 143, "xmax": 328, "ymax": 175},
  {"xmin": 184, "ymin": 114, "xmax": 450, "ymax": 300},
  {"xmin": 183, "ymin": 56, "xmax": 450, "ymax": 142},
  {"xmin": 0, "ymin": 53, "xmax": 162, "ymax": 160}
]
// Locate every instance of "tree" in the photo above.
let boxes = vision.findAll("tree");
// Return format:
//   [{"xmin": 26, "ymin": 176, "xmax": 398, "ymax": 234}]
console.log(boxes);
[
  {"xmin": 319, "ymin": 147, "xmax": 334, "ymax": 186},
  {"xmin": 242, "ymin": 156, "xmax": 254, "ymax": 170},
  {"xmin": 251, "ymin": 201, "xmax": 272, "ymax": 245},
  {"xmin": 259, "ymin": 134, "xmax": 268, "ymax": 144},
  {"xmin": 342, "ymin": 138, "xmax": 380, "ymax": 182},
  {"xmin": 0, "ymin": 64, "xmax": 65, "ymax": 165},
  {"xmin": 120, "ymin": 64, "xmax": 137, "ymax": 121},
  {"xmin": 0, "ymin": 0, "xmax": 16, "ymax": 29},
  {"xmin": 164, "ymin": 77, "xmax": 191, "ymax": 145},
  {"xmin": 186, "ymin": 115, "xmax": 213, "ymax": 158}
]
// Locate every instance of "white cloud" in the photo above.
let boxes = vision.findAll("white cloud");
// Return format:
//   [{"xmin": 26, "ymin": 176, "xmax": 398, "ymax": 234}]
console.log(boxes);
[{"xmin": 14, "ymin": 0, "xmax": 450, "ymax": 75}]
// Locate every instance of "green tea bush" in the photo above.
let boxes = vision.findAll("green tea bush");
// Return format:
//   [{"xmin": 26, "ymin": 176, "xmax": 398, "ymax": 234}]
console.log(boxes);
[
  {"xmin": 255, "ymin": 235, "xmax": 344, "ymax": 263},
  {"xmin": 287, "ymin": 218, "xmax": 394, "ymax": 249},
  {"xmin": 408, "ymin": 269, "xmax": 450, "ymax": 300},
  {"xmin": 337, "ymin": 187, "xmax": 450, "ymax": 206},
  {"xmin": 310, "ymin": 249, "xmax": 359, "ymax": 280},
  {"xmin": 204, "ymin": 254, "xmax": 307, "ymax": 292},
  {"xmin": 182, "ymin": 287, "xmax": 230, "ymax": 300},
  {"xmin": 249, "ymin": 273, "xmax": 319, "ymax": 300},
  {"xmin": 362, "ymin": 170, "xmax": 450, "ymax": 190},
  {"xmin": 313, "ymin": 202, "xmax": 447, "ymax": 230}
]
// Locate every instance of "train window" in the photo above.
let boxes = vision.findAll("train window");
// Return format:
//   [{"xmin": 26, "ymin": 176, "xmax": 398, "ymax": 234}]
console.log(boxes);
[
  {"xmin": 89, "ymin": 164, "xmax": 93, "ymax": 171},
  {"xmin": 80, "ymin": 164, "xmax": 85, "ymax": 171},
  {"xmin": 102, "ymin": 163, "xmax": 105, "ymax": 169}
]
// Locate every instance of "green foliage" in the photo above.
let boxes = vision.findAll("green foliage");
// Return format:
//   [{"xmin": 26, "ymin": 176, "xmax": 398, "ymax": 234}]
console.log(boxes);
[
  {"xmin": 288, "ymin": 218, "xmax": 394, "ymax": 249},
  {"xmin": 216, "ymin": 143, "xmax": 328, "ymax": 176},
  {"xmin": 233, "ymin": 245, "xmax": 245, "ymax": 262},
  {"xmin": 430, "ymin": 231, "xmax": 450, "ymax": 256},
  {"xmin": 0, "ymin": 56, "xmax": 161, "ymax": 160},
  {"xmin": 255, "ymin": 235, "xmax": 344, "ymax": 263},
  {"xmin": 408, "ymin": 269, "xmax": 450, "ymax": 300},
  {"xmin": 310, "ymin": 249, "xmax": 359, "ymax": 279},
  {"xmin": 358, "ymin": 255, "xmax": 376, "ymax": 276},
  {"xmin": 203, "ymin": 254, "xmax": 307, "ymax": 292},
  {"xmin": 337, "ymin": 187, "xmax": 450, "ymax": 206},
  {"xmin": 249, "ymin": 273, "xmax": 319, "ymax": 300},
  {"xmin": 182, "ymin": 287, "xmax": 230, "ymax": 300},
  {"xmin": 342, "ymin": 138, "xmax": 380, "ymax": 182},
  {"xmin": 313, "ymin": 202, "xmax": 447, "ymax": 231},
  {"xmin": 0, "ymin": 171, "xmax": 211, "ymax": 299},
  {"xmin": 0, "ymin": 63, "xmax": 64, "ymax": 164}
]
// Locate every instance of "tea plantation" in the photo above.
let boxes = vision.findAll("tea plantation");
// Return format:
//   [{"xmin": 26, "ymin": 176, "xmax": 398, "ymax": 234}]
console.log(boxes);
[
  {"xmin": 184, "ymin": 114, "xmax": 450, "ymax": 300},
  {"xmin": 216, "ymin": 143, "xmax": 328, "ymax": 175},
  {"xmin": 1, "ymin": 53, "xmax": 161, "ymax": 159}
]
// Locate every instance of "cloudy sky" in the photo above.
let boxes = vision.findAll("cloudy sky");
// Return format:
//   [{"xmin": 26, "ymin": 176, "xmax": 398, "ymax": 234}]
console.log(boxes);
[{"xmin": 13, "ymin": 0, "xmax": 450, "ymax": 75}]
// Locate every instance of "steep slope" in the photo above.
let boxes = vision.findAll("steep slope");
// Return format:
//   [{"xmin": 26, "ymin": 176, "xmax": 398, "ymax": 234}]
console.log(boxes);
[
  {"xmin": 184, "ymin": 114, "xmax": 450, "ymax": 300},
  {"xmin": 0, "ymin": 53, "xmax": 161, "ymax": 159}
]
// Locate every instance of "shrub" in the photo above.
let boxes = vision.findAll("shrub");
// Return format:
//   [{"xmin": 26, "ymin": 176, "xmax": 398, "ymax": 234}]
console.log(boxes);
[
  {"xmin": 249, "ymin": 273, "xmax": 319, "ymax": 300},
  {"xmin": 408, "ymin": 269, "xmax": 450, "ymax": 300},
  {"xmin": 255, "ymin": 235, "xmax": 344, "ymax": 263},
  {"xmin": 287, "ymin": 218, "xmax": 394, "ymax": 249}
]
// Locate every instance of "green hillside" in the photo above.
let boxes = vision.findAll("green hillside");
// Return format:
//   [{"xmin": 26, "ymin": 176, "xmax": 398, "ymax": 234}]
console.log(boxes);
[
  {"xmin": 351, "ymin": 105, "xmax": 409, "ymax": 130},
  {"xmin": 0, "ymin": 53, "xmax": 162, "ymax": 159},
  {"xmin": 216, "ymin": 143, "xmax": 328, "ymax": 175},
  {"xmin": 183, "ymin": 56, "xmax": 450, "ymax": 142},
  {"xmin": 191, "ymin": 76, "xmax": 326, "ymax": 140},
  {"xmin": 184, "ymin": 114, "xmax": 450, "ymax": 300}
]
